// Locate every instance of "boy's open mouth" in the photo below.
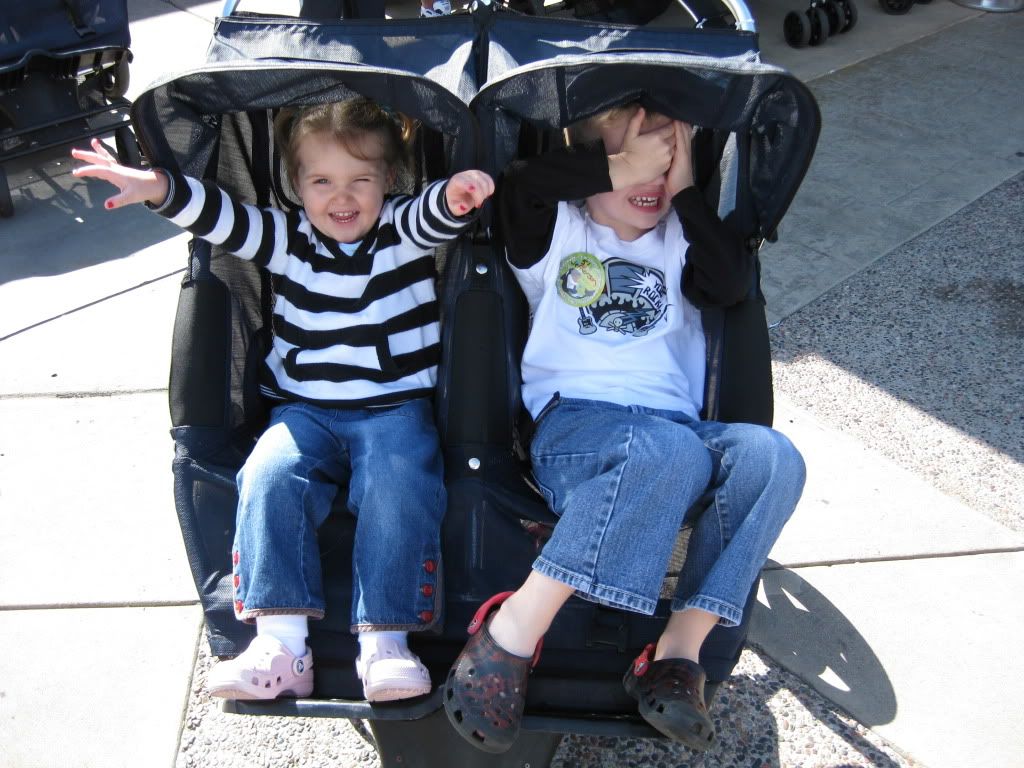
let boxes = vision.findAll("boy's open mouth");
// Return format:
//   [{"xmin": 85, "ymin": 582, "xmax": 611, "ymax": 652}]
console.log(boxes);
[
  {"xmin": 628, "ymin": 195, "xmax": 661, "ymax": 209},
  {"xmin": 329, "ymin": 210, "xmax": 358, "ymax": 223}
]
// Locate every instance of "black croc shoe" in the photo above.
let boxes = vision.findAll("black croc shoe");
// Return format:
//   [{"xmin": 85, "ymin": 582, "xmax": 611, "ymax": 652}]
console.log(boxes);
[
  {"xmin": 623, "ymin": 643, "xmax": 716, "ymax": 752},
  {"xmin": 443, "ymin": 592, "xmax": 542, "ymax": 754}
]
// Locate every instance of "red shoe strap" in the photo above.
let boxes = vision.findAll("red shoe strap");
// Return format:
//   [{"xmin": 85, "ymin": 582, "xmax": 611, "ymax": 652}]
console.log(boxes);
[
  {"xmin": 467, "ymin": 590, "xmax": 544, "ymax": 668},
  {"xmin": 467, "ymin": 591, "xmax": 515, "ymax": 635},
  {"xmin": 632, "ymin": 643, "xmax": 656, "ymax": 677}
]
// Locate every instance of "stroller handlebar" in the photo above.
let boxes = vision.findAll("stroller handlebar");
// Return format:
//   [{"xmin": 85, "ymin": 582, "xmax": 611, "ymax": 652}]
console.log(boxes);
[{"xmin": 220, "ymin": 0, "xmax": 757, "ymax": 33}]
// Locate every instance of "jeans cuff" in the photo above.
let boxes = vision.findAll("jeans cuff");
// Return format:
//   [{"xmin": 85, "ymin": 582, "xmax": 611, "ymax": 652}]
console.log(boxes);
[
  {"xmin": 237, "ymin": 607, "xmax": 325, "ymax": 625},
  {"xmin": 533, "ymin": 557, "xmax": 657, "ymax": 615},
  {"xmin": 672, "ymin": 595, "xmax": 743, "ymax": 628}
]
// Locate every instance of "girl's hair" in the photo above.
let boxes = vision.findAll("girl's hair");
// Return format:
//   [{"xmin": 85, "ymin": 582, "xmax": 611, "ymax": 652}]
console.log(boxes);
[{"xmin": 274, "ymin": 98, "xmax": 417, "ymax": 185}]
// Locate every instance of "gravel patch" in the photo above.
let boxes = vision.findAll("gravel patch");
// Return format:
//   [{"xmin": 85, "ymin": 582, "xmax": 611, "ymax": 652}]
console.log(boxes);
[
  {"xmin": 177, "ymin": 640, "xmax": 918, "ymax": 767},
  {"xmin": 770, "ymin": 171, "xmax": 1024, "ymax": 533}
]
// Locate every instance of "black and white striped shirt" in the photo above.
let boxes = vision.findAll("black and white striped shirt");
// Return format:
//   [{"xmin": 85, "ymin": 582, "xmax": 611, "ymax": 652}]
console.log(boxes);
[{"xmin": 154, "ymin": 171, "xmax": 473, "ymax": 408}]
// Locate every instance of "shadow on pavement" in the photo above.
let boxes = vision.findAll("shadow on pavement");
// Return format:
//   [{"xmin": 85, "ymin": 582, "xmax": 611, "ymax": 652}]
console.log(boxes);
[
  {"xmin": 0, "ymin": 145, "xmax": 183, "ymax": 285},
  {"xmin": 546, "ymin": 566, "xmax": 901, "ymax": 768}
]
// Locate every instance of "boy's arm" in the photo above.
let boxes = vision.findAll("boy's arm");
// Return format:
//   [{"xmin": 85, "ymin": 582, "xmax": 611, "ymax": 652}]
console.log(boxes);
[
  {"xmin": 672, "ymin": 187, "xmax": 754, "ymax": 308},
  {"xmin": 497, "ymin": 141, "xmax": 612, "ymax": 269}
]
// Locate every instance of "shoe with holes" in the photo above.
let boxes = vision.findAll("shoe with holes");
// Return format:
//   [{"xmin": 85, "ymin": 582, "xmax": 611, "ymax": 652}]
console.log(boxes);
[
  {"xmin": 622, "ymin": 643, "xmax": 716, "ymax": 751},
  {"xmin": 206, "ymin": 634, "xmax": 314, "ymax": 700},
  {"xmin": 443, "ymin": 592, "xmax": 542, "ymax": 753},
  {"xmin": 356, "ymin": 639, "xmax": 433, "ymax": 702}
]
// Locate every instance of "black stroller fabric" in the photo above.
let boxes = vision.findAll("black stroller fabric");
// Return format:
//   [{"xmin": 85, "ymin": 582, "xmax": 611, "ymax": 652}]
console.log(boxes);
[
  {"xmin": 131, "ymin": 3, "xmax": 819, "ymax": 726},
  {"xmin": 0, "ymin": 1, "xmax": 130, "ymax": 70}
]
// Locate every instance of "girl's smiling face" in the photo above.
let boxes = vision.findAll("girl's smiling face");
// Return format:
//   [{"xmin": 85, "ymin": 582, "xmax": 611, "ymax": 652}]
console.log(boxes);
[{"xmin": 294, "ymin": 131, "xmax": 394, "ymax": 244}]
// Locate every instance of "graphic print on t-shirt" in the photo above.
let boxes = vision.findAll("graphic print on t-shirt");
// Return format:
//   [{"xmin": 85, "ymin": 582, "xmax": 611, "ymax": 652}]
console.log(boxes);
[{"xmin": 569, "ymin": 258, "xmax": 669, "ymax": 337}]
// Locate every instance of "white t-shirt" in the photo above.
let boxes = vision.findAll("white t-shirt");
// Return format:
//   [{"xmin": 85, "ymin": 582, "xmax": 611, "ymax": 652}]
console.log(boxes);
[{"xmin": 512, "ymin": 201, "xmax": 706, "ymax": 420}]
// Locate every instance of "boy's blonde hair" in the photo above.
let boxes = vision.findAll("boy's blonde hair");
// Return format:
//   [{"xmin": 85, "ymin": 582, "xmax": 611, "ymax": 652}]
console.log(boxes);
[
  {"xmin": 565, "ymin": 102, "xmax": 645, "ymax": 145},
  {"xmin": 274, "ymin": 98, "xmax": 417, "ymax": 186}
]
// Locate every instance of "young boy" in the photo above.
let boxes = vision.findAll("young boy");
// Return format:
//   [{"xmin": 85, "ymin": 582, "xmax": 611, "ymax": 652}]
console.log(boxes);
[{"xmin": 442, "ymin": 104, "xmax": 805, "ymax": 753}]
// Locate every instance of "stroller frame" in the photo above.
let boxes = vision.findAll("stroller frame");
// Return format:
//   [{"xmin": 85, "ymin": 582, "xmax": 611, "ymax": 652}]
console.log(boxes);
[
  {"xmin": 0, "ymin": 0, "xmax": 139, "ymax": 218},
  {"xmin": 130, "ymin": 2, "xmax": 820, "ymax": 765}
]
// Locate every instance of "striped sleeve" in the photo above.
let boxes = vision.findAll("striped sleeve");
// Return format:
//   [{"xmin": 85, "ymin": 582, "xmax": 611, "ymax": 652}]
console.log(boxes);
[
  {"xmin": 148, "ymin": 169, "xmax": 291, "ymax": 275},
  {"xmin": 392, "ymin": 179, "xmax": 477, "ymax": 251}
]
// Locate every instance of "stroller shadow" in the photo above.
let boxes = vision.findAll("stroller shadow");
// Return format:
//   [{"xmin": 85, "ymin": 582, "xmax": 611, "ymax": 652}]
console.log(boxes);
[
  {"xmin": 0, "ymin": 144, "xmax": 182, "ymax": 286},
  {"xmin": 550, "ymin": 566, "xmax": 900, "ymax": 768}
]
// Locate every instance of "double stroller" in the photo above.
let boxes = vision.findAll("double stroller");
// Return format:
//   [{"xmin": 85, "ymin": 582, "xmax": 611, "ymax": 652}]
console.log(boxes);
[{"xmin": 129, "ymin": 1, "xmax": 819, "ymax": 764}]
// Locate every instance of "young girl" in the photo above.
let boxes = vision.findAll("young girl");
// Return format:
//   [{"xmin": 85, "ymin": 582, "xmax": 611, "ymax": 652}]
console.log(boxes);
[
  {"xmin": 73, "ymin": 98, "xmax": 494, "ymax": 702},
  {"xmin": 442, "ymin": 104, "xmax": 804, "ymax": 752}
]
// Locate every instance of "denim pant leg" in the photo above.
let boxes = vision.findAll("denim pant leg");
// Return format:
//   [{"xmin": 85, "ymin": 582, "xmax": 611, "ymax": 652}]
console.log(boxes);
[
  {"xmin": 342, "ymin": 399, "xmax": 446, "ymax": 632},
  {"xmin": 673, "ymin": 421, "xmax": 806, "ymax": 626},
  {"xmin": 530, "ymin": 399, "xmax": 713, "ymax": 615},
  {"xmin": 232, "ymin": 403, "xmax": 348, "ymax": 622}
]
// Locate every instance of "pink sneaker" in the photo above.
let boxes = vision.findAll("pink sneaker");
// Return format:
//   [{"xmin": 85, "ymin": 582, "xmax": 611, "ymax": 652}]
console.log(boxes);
[
  {"xmin": 207, "ymin": 635, "xmax": 314, "ymax": 700},
  {"xmin": 355, "ymin": 638, "xmax": 432, "ymax": 702}
]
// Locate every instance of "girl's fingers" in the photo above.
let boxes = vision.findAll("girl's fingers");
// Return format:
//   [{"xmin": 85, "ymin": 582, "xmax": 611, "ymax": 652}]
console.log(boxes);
[
  {"xmin": 105, "ymin": 192, "xmax": 132, "ymax": 210},
  {"xmin": 91, "ymin": 137, "xmax": 118, "ymax": 163}
]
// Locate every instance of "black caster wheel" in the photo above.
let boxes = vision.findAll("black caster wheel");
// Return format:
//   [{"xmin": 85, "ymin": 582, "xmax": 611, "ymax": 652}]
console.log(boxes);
[
  {"xmin": 879, "ymin": 0, "xmax": 913, "ymax": 14},
  {"xmin": 822, "ymin": 0, "xmax": 846, "ymax": 34},
  {"xmin": 835, "ymin": 0, "xmax": 858, "ymax": 31},
  {"xmin": 807, "ymin": 5, "xmax": 829, "ymax": 46},
  {"xmin": 115, "ymin": 125, "xmax": 144, "ymax": 169},
  {"xmin": 102, "ymin": 54, "xmax": 131, "ymax": 100},
  {"xmin": 784, "ymin": 10, "xmax": 811, "ymax": 47}
]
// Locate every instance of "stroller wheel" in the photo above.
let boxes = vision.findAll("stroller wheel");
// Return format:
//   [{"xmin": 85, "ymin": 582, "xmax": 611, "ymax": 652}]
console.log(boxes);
[
  {"xmin": 836, "ymin": 0, "xmax": 858, "ymax": 31},
  {"xmin": 784, "ymin": 10, "xmax": 811, "ymax": 47},
  {"xmin": 879, "ymin": 0, "xmax": 914, "ymax": 13},
  {"xmin": 823, "ymin": 0, "xmax": 846, "ymax": 34},
  {"xmin": 115, "ymin": 126, "xmax": 144, "ymax": 169},
  {"xmin": 102, "ymin": 55, "xmax": 131, "ymax": 101},
  {"xmin": 807, "ymin": 6, "xmax": 829, "ymax": 46}
]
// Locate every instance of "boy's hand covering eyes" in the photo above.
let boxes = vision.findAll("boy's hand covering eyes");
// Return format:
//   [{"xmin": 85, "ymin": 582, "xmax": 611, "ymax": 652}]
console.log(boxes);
[
  {"xmin": 608, "ymin": 107, "xmax": 677, "ymax": 190},
  {"xmin": 666, "ymin": 121, "xmax": 695, "ymax": 199},
  {"xmin": 445, "ymin": 170, "xmax": 495, "ymax": 216},
  {"xmin": 71, "ymin": 138, "xmax": 169, "ymax": 209}
]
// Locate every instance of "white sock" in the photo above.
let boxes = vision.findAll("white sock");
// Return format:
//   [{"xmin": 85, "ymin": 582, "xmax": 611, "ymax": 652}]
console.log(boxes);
[
  {"xmin": 256, "ymin": 615, "xmax": 309, "ymax": 656},
  {"xmin": 358, "ymin": 630, "xmax": 409, "ymax": 658}
]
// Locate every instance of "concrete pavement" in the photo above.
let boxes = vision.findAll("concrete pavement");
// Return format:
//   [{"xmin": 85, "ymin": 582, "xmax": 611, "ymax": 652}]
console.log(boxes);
[{"xmin": 1, "ymin": 1, "xmax": 1022, "ymax": 766}]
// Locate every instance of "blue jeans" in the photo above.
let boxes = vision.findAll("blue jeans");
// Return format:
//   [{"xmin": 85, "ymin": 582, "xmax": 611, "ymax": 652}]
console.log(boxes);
[
  {"xmin": 231, "ymin": 399, "xmax": 445, "ymax": 632},
  {"xmin": 529, "ymin": 397, "xmax": 805, "ymax": 626}
]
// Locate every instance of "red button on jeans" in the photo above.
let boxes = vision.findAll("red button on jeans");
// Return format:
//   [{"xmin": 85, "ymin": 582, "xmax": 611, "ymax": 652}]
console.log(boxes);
[
  {"xmin": 423, "ymin": 559, "xmax": 436, "ymax": 574},
  {"xmin": 421, "ymin": 584, "xmax": 434, "ymax": 597},
  {"xmin": 420, "ymin": 610, "xmax": 434, "ymax": 623}
]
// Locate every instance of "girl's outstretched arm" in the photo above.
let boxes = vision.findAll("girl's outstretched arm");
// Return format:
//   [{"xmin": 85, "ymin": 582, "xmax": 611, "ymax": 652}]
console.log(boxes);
[
  {"xmin": 444, "ymin": 169, "xmax": 494, "ymax": 216},
  {"xmin": 71, "ymin": 138, "xmax": 169, "ymax": 209}
]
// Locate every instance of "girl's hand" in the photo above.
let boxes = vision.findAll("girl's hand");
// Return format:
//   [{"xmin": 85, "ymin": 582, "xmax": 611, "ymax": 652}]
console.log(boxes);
[
  {"xmin": 608, "ymin": 107, "xmax": 676, "ymax": 190},
  {"xmin": 71, "ymin": 138, "xmax": 169, "ymax": 209},
  {"xmin": 666, "ymin": 121, "xmax": 695, "ymax": 199},
  {"xmin": 445, "ymin": 170, "xmax": 495, "ymax": 216}
]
